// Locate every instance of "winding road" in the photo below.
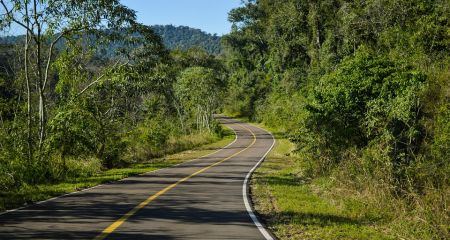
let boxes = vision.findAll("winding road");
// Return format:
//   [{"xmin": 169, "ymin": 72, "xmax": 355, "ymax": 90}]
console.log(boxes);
[{"xmin": 0, "ymin": 116, "xmax": 275, "ymax": 240}]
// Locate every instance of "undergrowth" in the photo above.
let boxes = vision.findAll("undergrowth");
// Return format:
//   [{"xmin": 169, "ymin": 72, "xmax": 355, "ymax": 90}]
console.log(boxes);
[
  {"xmin": 251, "ymin": 124, "xmax": 449, "ymax": 240},
  {"xmin": 0, "ymin": 127, "xmax": 235, "ymax": 212}
]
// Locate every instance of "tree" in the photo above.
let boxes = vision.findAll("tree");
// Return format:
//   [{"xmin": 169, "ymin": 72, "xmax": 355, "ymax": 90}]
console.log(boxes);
[
  {"xmin": 0, "ymin": 0, "xmax": 138, "ymax": 160},
  {"xmin": 175, "ymin": 67, "xmax": 224, "ymax": 132}
]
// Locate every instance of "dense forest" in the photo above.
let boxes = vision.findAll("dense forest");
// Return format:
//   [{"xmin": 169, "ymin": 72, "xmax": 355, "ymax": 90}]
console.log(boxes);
[
  {"xmin": 0, "ymin": 24, "xmax": 223, "ymax": 55},
  {"xmin": 0, "ymin": 0, "xmax": 448, "ymax": 239},
  {"xmin": 152, "ymin": 25, "xmax": 222, "ymax": 55},
  {"xmin": 222, "ymin": 0, "xmax": 449, "ymax": 239}
]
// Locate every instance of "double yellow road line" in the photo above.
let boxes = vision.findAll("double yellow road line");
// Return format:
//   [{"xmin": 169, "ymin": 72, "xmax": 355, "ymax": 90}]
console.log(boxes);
[{"xmin": 94, "ymin": 123, "xmax": 256, "ymax": 240}]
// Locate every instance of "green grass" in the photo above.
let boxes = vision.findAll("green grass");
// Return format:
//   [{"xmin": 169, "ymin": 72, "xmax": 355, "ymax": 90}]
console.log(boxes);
[
  {"xmin": 250, "ymin": 124, "xmax": 396, "ymax": 240},
  {"xmin": 0, "ymin": 129, "xmax": 235, "ymax": 212}
]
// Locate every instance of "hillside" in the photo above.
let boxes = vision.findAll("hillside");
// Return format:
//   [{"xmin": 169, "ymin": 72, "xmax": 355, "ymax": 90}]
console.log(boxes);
[
  {"xmin": 0, "ymin": 25, "xmax": 222, "ymax": 55},
  {"xmin": 152, "ymin": 25, "xmax": 222, "ymax": 55}
]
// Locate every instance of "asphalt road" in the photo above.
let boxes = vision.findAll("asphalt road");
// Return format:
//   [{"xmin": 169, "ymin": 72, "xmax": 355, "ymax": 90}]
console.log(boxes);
[{"xmin": 0, "ymin": 116, "xmax": 275, "ymax": 240}]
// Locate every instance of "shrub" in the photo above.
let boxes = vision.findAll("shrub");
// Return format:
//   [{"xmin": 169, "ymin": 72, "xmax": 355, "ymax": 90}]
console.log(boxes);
[{"xmin": 302, "ymin": 47, "xmax": 428, "ymax": 190}]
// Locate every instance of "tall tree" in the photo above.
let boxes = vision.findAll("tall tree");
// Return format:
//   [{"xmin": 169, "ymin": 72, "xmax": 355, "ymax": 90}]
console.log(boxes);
[
  {"xmin": 0, "ymin": 0, "xmax": 138, "ymax": 160},
  {"xmin": 175, "ymin": 66, "xmax": 224, "ymax": 132}
]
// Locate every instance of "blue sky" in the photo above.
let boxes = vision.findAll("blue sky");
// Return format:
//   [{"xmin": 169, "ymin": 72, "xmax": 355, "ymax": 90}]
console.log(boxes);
[
  {"xmin": 1, "ymin": 0, "xmax": 242, "ymax": 36},
  {"xmin": 120, "ymin": 0, "xmax": 242, "ymax": 35}
]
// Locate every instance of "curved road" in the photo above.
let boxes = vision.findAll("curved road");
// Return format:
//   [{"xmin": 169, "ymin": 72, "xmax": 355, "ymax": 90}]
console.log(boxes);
[{"xmin": 0, "ymin": 116, "xmax": 275, "ymax": 240}]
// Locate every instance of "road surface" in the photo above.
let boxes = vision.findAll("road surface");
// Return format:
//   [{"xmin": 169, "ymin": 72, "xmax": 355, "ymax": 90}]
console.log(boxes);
[{"xmin": 0, "ymin": 116, "xmax": 275, "ymax": 240}]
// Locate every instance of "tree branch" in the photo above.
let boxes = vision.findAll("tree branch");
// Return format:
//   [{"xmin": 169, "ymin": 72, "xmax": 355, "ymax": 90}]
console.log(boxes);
[
  {"xmin": 42, "ymin": 25, "xmax": 91, "ymax": 90},
  {"xmin": 42, "ymin": 34, "xmax": 63, "ymax": 90},
  {"xmin": 77, "ymin": 59, "xmax": 125, "ymax": 97},
  {"xmin": 0, "ymin": 0, "xmax": 34, "ymax": 35}
]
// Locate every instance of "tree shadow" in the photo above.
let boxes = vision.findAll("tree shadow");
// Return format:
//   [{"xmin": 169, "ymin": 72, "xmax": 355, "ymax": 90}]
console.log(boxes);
[
  {"xmin": 266, "ymin": 211, "xmax": 362, "ymax": 227},
  {"xmin": 253, "ymin": 173, "xmax": 312, "ymax": 186}
]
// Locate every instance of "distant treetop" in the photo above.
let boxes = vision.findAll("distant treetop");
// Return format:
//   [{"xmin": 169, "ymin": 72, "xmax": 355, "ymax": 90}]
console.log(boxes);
[{"xmin": 151, "ymin": 25, "xmax": 222, "ymax": 55}]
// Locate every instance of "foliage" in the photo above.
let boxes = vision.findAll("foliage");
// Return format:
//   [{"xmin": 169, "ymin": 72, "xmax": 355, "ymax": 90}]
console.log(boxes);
[
  {"xmin": 0, "ymin": 1, "xmax": 226, "ymax": 202},
  {"xmin": 0, "ymin": 134, "xmax": 235, "ymax": 212},
  {"xmin": 223, "ymin": 0, "xmax": 449, "ymax": 238},
  {"xmin": 175, "ymin": 66, "xmax": 224, "ymax": 132},
  {"xmin": 152, "ymin": 25, "xmax": 222, "ymax": 55},
  {"xmin": 1, "ymin": 24, "xmax": 223, "ymax": 55}
]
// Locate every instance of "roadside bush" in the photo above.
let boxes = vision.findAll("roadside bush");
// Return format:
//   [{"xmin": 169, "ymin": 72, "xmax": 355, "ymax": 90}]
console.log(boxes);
[
  {"xmin": 302, "ymin": 47, "xmax": 427, "ymax": 190},
  {"xmin": 125, "ymin": 116, "xmax": 225, "ymax": 163},
  {"xmin": 48, "ymin": 106, "xmax": 98, "ymax": 158},
  {"xmin": 46, "ymin": 155, "xmax": 102, "ymax": 180},
  {"xmin": 0, "ymin": 119, "xmax": 32, "ymax": 190},
  {"xmin": 124, "ymin": 117, "xmax": 170, "ymax": 162},
  {"xmin": 421, "ymin": 103, "xmax": 450, "ymax": 188}
]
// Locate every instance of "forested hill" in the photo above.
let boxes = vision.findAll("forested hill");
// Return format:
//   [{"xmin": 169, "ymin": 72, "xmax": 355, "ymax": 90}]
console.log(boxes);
[
  {"xmin": 151, "ymin": 25, "xmax": 222, "ymax": 54},
  {"xmin": 0, "ymin": 25, "xmax": 222, "ymax": 55}
]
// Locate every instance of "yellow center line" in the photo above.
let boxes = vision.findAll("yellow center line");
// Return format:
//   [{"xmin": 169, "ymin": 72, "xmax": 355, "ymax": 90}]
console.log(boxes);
[{"xmin": 93, "ymin": 123, "xmax": 256, "ymax": 240}]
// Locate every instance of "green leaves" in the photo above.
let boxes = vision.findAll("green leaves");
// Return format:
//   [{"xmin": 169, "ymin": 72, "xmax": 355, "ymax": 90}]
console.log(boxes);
[
  {"xmin": 175, "ymin": 66, "xmax": 224, "ymax": 131},
  {"xmin": 309, "ymin": 47, "xmax": 427, "ymax": 146},
  {"xmin": 47, "ymin": 105, "xmax": 98, "ymax": 157},
  {"xmin": 222, "ymin": 1, "xmax": 449, "ymax": 236}
]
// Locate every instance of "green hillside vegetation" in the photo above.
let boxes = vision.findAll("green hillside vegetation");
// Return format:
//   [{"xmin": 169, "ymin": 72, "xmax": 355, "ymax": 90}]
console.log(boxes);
[
  {"xmin": 152, "ymin": 25, "xmax": 222, "ymax": 55},
  {"xmin": 0, "ymin": 25, "xmax": 222, "ymax": 55},
  {"xmin": 222, "ymin": 0, "xmax": 449, "ymax": 239}
]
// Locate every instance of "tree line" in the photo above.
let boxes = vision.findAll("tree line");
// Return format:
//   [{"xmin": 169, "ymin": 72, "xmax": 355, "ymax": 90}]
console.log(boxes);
[
  {"xmin": 0, "ymin": 0, "xmax": 224, "ymax": 191},
  {"xmin": 222, "ymin": 0, "xmax": 449, "ymax": 237},
  {"xmin": 1, "ymin": 25, "xmax": 223, "ymax": 56},
  {"xmin": 152, "ymin": 25, "xmax": 222, "ymax": 55}
]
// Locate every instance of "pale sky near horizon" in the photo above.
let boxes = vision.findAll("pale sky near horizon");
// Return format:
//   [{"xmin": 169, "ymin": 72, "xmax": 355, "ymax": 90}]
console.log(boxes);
[
  {"xmin": 120, "ymin": 0, "xmax": 242, "ymax": 35},
  {"xmin": 1, "ymin": 0, "xmax": 242, "ymax": 36}
]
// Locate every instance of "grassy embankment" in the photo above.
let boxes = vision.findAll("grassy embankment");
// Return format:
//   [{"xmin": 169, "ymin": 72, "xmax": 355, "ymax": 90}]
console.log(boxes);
[
  {"xmin": 247, "ymin": 121, "xmax": 448, "ymax": 240},
  {"xmin": 0, "ymin": 128, "xmax": 235, "ymax": 212}
]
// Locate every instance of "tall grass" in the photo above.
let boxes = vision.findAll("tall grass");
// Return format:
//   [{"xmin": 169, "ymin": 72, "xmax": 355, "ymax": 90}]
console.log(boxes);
[
  {"xmin": 251, "ymin": 123, "xmax": 449, "ymax": 239},
  {"xmin": 124, "ymin": 131, "xmax": 221, "ymax": 163},
  {"xmin": 0, "ymin": 124, "xmax": 233, "ymax": 212}
]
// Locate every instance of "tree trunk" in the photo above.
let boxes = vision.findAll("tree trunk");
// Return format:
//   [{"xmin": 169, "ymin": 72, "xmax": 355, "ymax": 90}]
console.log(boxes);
[
  {"xmin": 34, "ymin": 0, "xmax": 46, "ymax": 151},
  {"xmin": 24, "ymin": 0, "xmax": 32, "ymax": 162},
  {"xmin": 174, "ymin": 103, "xmax": 186, "ymax": 134}
]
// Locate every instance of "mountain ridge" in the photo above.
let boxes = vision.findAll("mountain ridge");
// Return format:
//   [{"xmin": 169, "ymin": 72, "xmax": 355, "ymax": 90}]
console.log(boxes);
[{"xmin": 0, "ymin": 25, "xmax": 222, "ymax": 55}]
